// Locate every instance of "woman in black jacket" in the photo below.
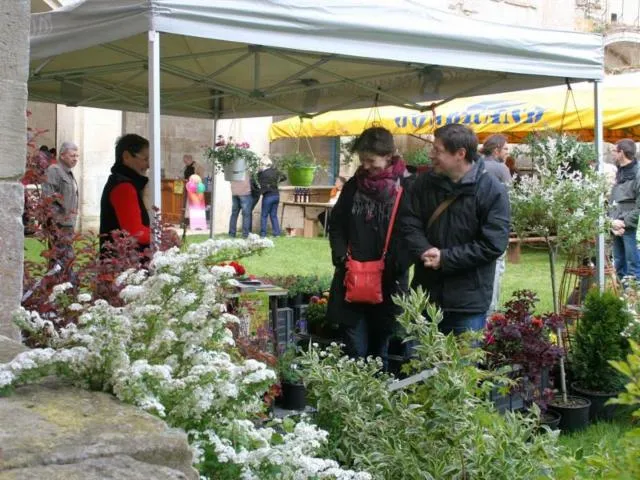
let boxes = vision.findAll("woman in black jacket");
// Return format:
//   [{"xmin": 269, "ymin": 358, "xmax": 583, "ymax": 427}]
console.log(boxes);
[
  {"xmin": 328, "ymin": 127, "xmax": 412, "ymax": 369},
  {"xmin": 257, "ymin": 161, "xmax": 286, "ymax": 237}
]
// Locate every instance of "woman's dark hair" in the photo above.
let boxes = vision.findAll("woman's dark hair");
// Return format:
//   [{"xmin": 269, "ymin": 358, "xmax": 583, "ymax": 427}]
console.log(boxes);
[
  {"xmin": 350, "ymin": 127, "xmax": 395, "ymax": 156},
  {"xmin": 481, "ymin": 134, "xmax": 507, "ymax": 156},
  {"xmin": 434, "ymin": 124, "xmax": 478, "ymax": 163},
  {"xmin": 616, "ymin": 138, "xmax": 637, "ymax": 161},
  {"xmin": 115, "ymin": 134, "xmax": 149, "ymax": 165},
  {"xmin": 337, "ymin": 176, "xmax": 347, "ymax": 184}
]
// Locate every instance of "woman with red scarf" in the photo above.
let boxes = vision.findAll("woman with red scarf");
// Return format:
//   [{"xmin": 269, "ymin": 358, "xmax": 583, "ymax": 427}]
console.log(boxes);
[{"xmin": 328, "ymin": 127, "xmax": 413, "ymax": 369}]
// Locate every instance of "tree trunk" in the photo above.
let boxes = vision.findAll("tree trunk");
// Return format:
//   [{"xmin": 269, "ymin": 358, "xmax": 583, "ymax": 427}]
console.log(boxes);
[{"xmin": 547, "ymin": 238, "xmax": 568, "ymax": 403}]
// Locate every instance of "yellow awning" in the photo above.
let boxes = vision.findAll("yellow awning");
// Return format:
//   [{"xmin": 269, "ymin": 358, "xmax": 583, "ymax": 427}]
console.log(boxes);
[{"xmin": 269, "ymin": 75, "xmax": 640, "ymax": 143}]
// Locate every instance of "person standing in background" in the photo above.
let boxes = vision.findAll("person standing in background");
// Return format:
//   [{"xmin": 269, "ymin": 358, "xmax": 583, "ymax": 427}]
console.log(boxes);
[
  {"xmin": 258, "ymin": 159, "xmax": 286, "ymax": 237},
  {"xmin": 480, "ymin": 134, "xmax": 511, "ymax": 314},
  {"xmin": 229, "ymin": 173, "xmax": 254, "ymax": 238},
  {"xmin": 183, "ymin": 154, "xmax": 204, "ymax": 180},
  {"xmin": 100, "ymin": 134, "xmax": 151, "ymax": 257},
  {"xmin": 610, "ymin": 138, "xmax": 640, "ymax": 280},
  {"xmin": 43, "ymin": 141, "xmax": 80, "ymax": 278},
  {"xmin": 480, "ymin": 134, "xmax": 512, "ymax": 186}
]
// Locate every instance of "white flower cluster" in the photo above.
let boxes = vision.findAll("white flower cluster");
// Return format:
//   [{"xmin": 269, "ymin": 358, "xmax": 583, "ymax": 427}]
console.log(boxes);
[
  {"xmin": 194, "ymin": 419, "xmax": 371, "ymax": 480},
  {"xmin": 3, "ymin": 237, "xmax": 367, "ymax": 479},
  {"xmin": 510, "ymin": 135, "xmax": 607, "ymax": 249}
]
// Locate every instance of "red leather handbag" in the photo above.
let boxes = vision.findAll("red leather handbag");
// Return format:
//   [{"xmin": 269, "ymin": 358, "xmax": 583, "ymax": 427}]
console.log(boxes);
[{"xmin": 344, "ymin": 187, "xmax": 403, "ymax": 304}]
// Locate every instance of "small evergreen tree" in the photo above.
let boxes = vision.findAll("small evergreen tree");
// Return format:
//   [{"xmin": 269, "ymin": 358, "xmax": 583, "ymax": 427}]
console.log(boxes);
[{"xmin": 571, "ymin": 289, "xmax": 633, "ymax": 392}]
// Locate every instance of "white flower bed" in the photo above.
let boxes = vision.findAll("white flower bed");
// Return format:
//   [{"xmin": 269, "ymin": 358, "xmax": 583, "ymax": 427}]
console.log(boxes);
[{"xmin": 2, "ymin": 235, "xmax": 369, "ymax": 480}]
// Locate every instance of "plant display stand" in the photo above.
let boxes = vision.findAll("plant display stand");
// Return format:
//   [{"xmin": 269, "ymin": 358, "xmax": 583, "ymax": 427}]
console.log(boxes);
[{"xmin": 559, "ymin": 246, "xmax": 618, "ymax": 352}]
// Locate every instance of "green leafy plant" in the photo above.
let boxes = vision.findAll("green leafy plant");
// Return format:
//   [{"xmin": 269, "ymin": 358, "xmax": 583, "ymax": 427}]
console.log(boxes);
[
  {"xmin": 278, "ymin": 346, "xmax": 304, "ymax": 384},
  {"xmin": 621, "ymin": 279, "xmax": 640, "ymax": 343},
  {"xmin": 403, "ymin": 148, "xmax": 430, "ymax": 166},
  {"xmin": 299, "ymin": 288, "xmax": 567, "ymax": 479},
  {"xmin": 571, "ymin": 289, "xmax": 633, "ymax": 393},
  {"xmin": 273, "ymin": 152, "xmax": 317, "ymax": 171}
]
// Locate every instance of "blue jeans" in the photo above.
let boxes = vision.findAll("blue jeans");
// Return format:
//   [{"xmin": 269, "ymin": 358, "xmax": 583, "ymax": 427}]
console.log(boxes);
[
  {"xmin": 341, "ymin": 318, "xmax": 391, "ymax": 371},
  {"xmin": 613, "ymin": 229, "xmax": 639, "ymax": 280},
  {"xmin": 439, "ymin": 311, "xmax": 487, "ymax": 336},
  {"xmin": 229, "ymin": 194, "xmax": 253, "ymax": 237},
  {"xmin": 260, "ymin": 193, "xmax": 281, "ymax": 237}
]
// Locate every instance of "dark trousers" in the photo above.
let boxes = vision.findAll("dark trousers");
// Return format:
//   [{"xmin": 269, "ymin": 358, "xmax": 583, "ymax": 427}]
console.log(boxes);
[
  {"xmin": 340, "ymin": 316, "xmax": 392, "ymax": 371},
  {"xmin": 613, "ymin": 229, "xmax": 639, "ymax": 280}
]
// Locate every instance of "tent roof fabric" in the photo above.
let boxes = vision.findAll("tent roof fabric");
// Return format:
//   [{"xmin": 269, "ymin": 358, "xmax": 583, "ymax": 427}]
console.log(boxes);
[
  {"xmin": 29, "ymin": 0, "xmax": 604, "ymax": 119},
  {"xmin": 269, "ymin": 73, "xmax": 640, "ymax": 143}
]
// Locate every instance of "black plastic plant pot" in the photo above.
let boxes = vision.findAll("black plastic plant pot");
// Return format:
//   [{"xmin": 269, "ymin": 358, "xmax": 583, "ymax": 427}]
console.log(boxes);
[
  {"xmin": 281, "ymin": 381, "xmax": 306, "ymax": 410},
  {"xmin": 548, "ymin": 395, "xmax": 591, "ymax": 433},
  {"xmin": 571, "ymin": 382, "xmax": 619, "ymax": 421},
  {"xmin": 539, "ymin": 409, "xmax": 562, "ymax": 431}
]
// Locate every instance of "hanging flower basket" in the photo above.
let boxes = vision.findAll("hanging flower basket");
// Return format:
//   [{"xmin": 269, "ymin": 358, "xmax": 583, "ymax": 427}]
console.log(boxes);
[
  {"xmin": 274, "ymin": 152, "xmax": 318, "ymax": 186},
  {"xmin": 205, "ymin": 135, "xmax": 261, "ymax": 182},
  {"xmin": 224, "ymin": 157, "xmax": 247, "ymax": 181}
]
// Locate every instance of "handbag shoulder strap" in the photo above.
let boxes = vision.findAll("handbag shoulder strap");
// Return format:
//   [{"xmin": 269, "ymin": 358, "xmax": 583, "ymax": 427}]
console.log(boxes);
[
  {"xmin": 427, "ymin": 195, "xmax": 458, "ymax": 230},
  {"xmin": 381, "ymin": 186, "xmax": 404, "ymax": 258}
]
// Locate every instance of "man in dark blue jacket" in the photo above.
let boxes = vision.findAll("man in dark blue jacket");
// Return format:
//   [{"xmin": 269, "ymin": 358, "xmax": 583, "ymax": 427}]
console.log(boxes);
[{"xmin": 400, "ymin": 124, "xmax": 510, "ymax": 334}]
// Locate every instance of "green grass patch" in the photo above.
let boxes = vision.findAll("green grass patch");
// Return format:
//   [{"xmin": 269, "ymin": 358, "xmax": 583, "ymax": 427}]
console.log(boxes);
[
  {"xmin": 28, "ymin": 234, "xmax": 563, "ymax": 312},
  {"xmin": 558, "ymin": 420, "xmax": 632, "ymax": 457}
]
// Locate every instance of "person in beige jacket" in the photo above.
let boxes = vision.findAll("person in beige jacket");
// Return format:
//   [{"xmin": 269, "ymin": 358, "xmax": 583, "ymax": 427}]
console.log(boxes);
[{"xmin": 42, "ymin": 141, "xmax": 79, "ymax": 279}]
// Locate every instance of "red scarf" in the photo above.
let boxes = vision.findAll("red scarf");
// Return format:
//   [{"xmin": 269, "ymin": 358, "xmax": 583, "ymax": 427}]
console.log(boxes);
[{"xmin": 355, "ymin": 155, "xmax": 406, "ymax": 202}]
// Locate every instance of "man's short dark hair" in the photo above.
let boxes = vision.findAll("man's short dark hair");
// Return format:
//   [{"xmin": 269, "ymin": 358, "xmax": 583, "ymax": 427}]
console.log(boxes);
[
  {"xmin": 434, "ymin": 124, "xmax": 478, "ymax": 163},
  {"xmin": 616, "ymin": 139, "xmax": 637, "ymax": 161},
  {"xmin": 115, "ymin": 134, "xmax": 149, "ymax": 165},
  {"xmin": 481, "ymin": 134, "xmax": 507, "ymax": 156},
  {"xmin": 351, "ymin": 127, "xmax": 395, "ymax": 156}
]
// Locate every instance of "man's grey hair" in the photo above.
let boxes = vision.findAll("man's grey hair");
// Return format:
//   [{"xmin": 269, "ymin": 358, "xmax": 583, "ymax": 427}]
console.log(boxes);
[{"xmin": 59, "ymin": 141, "xmax": 78, "ymax": 156}]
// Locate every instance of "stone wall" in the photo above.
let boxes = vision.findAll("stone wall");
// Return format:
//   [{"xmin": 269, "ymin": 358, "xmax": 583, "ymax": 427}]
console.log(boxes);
[
  {"xmin": 0, "ymin": 1, "xmax": 28, "ymax": 341},
  {"xmin": 0, "ymin": 337, "xmax": 198, "ymax": 479}
]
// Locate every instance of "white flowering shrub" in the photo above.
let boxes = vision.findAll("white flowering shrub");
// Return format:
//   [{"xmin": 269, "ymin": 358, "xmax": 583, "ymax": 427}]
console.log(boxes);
[
  {"xmin": 510, "ymin": 133, "xmax": 608, "ymax": 251},
  {"xmin": 622, "ymin": 279, "xmax": 640, "ymax": 342},
  {"xmin": 2, "ymin": 235, "xmax": 369, "ymax": 480}
]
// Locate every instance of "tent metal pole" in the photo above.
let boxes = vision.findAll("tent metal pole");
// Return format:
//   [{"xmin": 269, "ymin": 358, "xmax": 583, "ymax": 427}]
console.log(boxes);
[
  {"xmin": 209, "ymin": 114, "xmax": 219, "ymax": 239},
  {"xmin": 148, "ymin": 30, "xmax": 162, "ymax": 240},
  {"xmin": 594, "ymin": 79, "xmax": 605, "ymax": 291}
]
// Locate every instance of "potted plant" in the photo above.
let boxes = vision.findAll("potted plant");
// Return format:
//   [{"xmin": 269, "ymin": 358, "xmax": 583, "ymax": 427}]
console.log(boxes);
[
  {"xmin": 275, "ymin": 152, "xmax": 317, "ymax": 186},
  {"xmin": 483, "ymin": 290, "xmax": 564, "ymax": 419},
  {"xmin": 277, "ymin": 346, "xmax": 306, "ymax": 410},
  {"xmin": 570, "ymin": 289, "xmax": 632, "ymax": 420},
  {"xmin": 205, "ymin": 135, "xmax": 261, "ymax": 182},
  {"xmin": 306, "ymin": 294, "xmax": 329, "ymax": 336},
  {"xmin": 509, "ymin": 132, "xmax": 607, "ymax": 424}
]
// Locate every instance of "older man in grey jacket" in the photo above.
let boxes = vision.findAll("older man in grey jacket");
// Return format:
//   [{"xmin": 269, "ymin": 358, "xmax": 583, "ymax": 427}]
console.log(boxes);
[{"xmin": 43, "ymin": 142, "xmax": 79, "ymax": 276}]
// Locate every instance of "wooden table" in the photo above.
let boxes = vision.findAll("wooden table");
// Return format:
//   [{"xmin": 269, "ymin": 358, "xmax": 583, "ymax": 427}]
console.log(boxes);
[{"xmin": 280, "ymin": 201, "xmax": 334, "ymax": 237}]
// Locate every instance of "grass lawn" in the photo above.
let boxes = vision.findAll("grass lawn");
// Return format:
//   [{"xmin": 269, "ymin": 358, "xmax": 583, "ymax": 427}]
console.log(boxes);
[
  {"xmin": 27, "ymin": 234, "xmax": 562, "ymax": 312},
  {"xmin": 187, "ymin": 235, "xmax": 562, "ymax": 312}
]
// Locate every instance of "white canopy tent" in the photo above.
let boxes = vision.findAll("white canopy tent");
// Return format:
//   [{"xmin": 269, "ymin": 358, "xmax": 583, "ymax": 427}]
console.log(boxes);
[{"xmin": 29, "ymin": 0, "xmax": 607, "ymax": 286}]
